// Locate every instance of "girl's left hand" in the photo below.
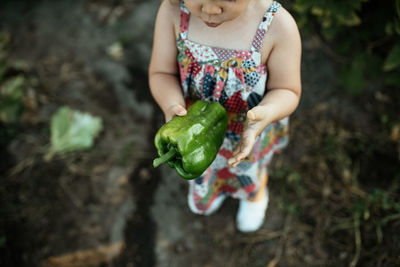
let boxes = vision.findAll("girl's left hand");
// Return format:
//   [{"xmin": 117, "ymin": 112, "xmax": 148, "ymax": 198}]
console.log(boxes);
[{"xmin": 227, "ymin": 106, "xmax": 270, "ymax": 168}]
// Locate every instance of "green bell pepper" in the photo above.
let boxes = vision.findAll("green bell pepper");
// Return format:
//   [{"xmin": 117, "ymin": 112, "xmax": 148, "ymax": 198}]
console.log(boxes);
[{"xmin": 153, "ymin": 100, "xmax": 228, "ymax": 180}]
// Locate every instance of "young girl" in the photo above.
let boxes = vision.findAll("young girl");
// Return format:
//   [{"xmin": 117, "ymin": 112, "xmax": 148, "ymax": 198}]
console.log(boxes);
[{"xmin": 148, "ymin": 0, "xmax": 301, "ymax": 232}]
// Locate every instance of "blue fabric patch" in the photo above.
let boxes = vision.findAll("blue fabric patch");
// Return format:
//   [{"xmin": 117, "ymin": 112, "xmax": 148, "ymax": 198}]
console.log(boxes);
[
  {"xmin": 202, "ymin": 73, "xmax": 215, "ymax": 98},
  {"xmin": 237, "ymin": 161, "xmax": 253, "ymax": 171},
  {"xmin": 237, "ymin": 175, "xmax": 253, "ymax": 187},
  {"xmin": 195, "ymin": 176, "xmax": 204, "ymax": 184},
  {"xmin": 244, "ymin": 72, "xmax": 260, "ymax": 87},
  {"xmin": 218, "ymin": 89, "xmax": 229, "ymax": 108},
  {"xmin": 226, "ymin": 130, "xmax": 241, "ymax": 142}
]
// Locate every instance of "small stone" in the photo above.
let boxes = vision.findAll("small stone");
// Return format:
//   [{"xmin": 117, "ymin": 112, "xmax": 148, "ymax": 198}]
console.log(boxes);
[{"xmin": 107, "ymin": 42, "xmax": 124, "ymax": 61}]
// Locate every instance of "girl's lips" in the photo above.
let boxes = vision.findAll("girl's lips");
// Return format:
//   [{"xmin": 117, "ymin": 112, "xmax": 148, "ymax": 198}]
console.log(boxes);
[{"xmin": 204, "ymin": 22, "xmax": 221, "ymax": 27}]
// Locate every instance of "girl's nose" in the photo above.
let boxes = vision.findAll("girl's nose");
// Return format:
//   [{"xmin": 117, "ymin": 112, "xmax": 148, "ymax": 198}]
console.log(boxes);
[{"xmin": 202, "ymin": 3, "xmax": 222, "ymax": 15}]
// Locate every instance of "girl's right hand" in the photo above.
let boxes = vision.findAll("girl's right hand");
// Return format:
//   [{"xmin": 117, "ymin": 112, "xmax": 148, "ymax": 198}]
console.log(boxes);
[{"xmin": 165, "ymin": 104, "xmax": 187, "ymax": 122}]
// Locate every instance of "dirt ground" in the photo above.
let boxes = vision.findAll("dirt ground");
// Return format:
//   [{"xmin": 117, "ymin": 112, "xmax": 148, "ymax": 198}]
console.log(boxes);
[{"xmin": 1, "ymin": 0, "xmax": 399, "ymax": 267}]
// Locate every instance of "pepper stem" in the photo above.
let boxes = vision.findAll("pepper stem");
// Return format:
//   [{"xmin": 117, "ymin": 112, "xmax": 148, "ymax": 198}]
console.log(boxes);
[{"xmin": 153, "ymin": 147, "xmax": 178, "ymax": 168}]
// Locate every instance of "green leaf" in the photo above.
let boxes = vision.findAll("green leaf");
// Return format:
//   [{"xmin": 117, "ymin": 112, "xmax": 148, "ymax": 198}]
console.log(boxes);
[
  {"xmin": 0, "ymin": 75, "xmax": 25, "ymax": 100},
  {"xmin": 337, "ymin": 11, "xmax": 362, "ymax": 26},
  {"xmin": 384, "ymin": 43, "xmax": 400, "ymax": 71},
  {"xmin": 48, "ymin": 106, "xmax": 103, "ymax": 157},
  {"xmin": 0, "ymin": 75, "xmax": 26, "ymax": 123}
]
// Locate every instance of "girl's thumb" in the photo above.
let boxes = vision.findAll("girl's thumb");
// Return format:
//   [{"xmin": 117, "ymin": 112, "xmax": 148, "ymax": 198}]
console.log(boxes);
[
  {"xmin": 173, "ymin": 105, "xmax": 187, "ymax": 116},
  {"xmin": 247, "ymin": 106, "xmax": 265, "ymax": 121}
]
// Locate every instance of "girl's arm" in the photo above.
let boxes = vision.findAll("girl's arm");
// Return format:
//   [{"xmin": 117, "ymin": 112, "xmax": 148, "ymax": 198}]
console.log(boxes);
[
  {"xmin": 149, "ymin": 1, "xmax": 187, "ymax": 122},
  {"xmin": 229, "ymin": 9, "xmax": 302, "ymax": 167}
]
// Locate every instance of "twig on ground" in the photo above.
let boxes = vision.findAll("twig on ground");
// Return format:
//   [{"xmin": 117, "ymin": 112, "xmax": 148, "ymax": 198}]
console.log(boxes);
[
  {"xmin": 239, "ymin": 230, "xmax": 283, "ymax": 244},
  {"xmin": 380, "ymin": 213, "xmax": 400, "ymax": 226},
  {"xmin": 7, "ymin": 156, "xmax": 37, "ymax": 177},
  {"xmin": 266, "ymin": 214, "xmax": 292, "ymax": 267},
  {"xmin": 330, "ymin": 219, "xmax": 360, "ymax": 234},
  {"xmin": 349, "ymin": 214, "xmax": 361, "ymax": 267}
]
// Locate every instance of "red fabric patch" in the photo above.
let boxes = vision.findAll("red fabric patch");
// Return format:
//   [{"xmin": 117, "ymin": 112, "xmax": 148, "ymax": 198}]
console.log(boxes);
[
  {"xmin": 180, "ymin": 12, "xmax": 189, "ymax": 33},
  {"xmin": 227, "ymin": 121, "xmax": 244, "ymax": 135},
  {"xmin": 236, "ymin": 50, "xmax": 252, "ymax": 60},
  {"xmin": 225, "ymin": 91, "xmax": 247, "ymax": 114},
  {"xmin": 213, "ymin": 80, "xmax": 225, "ymax": 98},
  {"xmin": 185, "ymin": 49, "xmax": 195, "ymax": 61},
  {"xmin": 234, "ymin": 68, "xmax": 245, "ymax": 84},
  {"xmin": 192, "ymin": 62, "xmax": 201, "ymax": 76},
  {"xmin": 242, "ymin": 183, "xmax": 256, "ymax": 194},
  {"xmin": 216, "ymin": 167, "xmax": 236, "ymax": 180},
  {"xmin": 219, "ymin": 149, "xmax": 233, "ymax": 159}
]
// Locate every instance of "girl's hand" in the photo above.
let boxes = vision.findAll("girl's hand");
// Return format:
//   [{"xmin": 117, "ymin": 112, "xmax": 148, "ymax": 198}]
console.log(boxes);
[
  {"xmin": 228, "ymin": 106, "xmax": 270, "ymax": 168},
  {"xmin": 165, "ymin": 103, "xmax": 187, "ymax": 122}
]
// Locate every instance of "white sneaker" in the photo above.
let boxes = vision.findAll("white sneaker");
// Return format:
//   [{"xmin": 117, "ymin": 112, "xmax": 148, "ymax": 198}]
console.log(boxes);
[{"xmin": 236, "ymin": 188, "xmax": 269, "ymax": 232}]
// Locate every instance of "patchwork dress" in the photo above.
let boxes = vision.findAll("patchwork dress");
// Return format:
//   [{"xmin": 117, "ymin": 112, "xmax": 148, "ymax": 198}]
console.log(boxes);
[{"xmin": 177, "ymin": 1, "xmax": 289, "ymax": 214}]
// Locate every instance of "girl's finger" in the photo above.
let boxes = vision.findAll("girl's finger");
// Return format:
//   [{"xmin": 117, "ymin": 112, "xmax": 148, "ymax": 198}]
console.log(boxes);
[
  {"xmin": 165, "ymin": 104, "xmax": 187, "ymax": 122},
  {"xmin": 172, "ymin": 104, "xmax": 187, "ymax": 116},
  {"xmin": 232, "ymin": 150, "xmax": 250, "ymax": 168},
  {"xmin": 229, "ymin": 144, "xmax": 245, "ymax": 167},
  {"xmin": 229, "ymin": 137, "xmax": 255, "ymax": 167},
  {"xmin": 247, "ymin": 106, "xmax": 266, "ymax": 121},
  {"xmin": 227, "ymin": 157, "xmax": 236, "ymax": 166}
]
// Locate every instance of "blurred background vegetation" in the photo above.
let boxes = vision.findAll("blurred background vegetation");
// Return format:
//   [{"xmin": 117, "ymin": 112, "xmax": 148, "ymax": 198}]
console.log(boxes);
[
  {"xmin": 1, "ymin": 0, "xmax": 400, "ymax": 266},
  {"xmin": 292, "ymin": 0, "xmax": 400, "ymax": 94}
]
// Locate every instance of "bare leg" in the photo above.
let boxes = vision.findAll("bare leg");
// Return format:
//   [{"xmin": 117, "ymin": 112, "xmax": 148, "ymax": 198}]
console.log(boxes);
[{"xmin": 248, "ymin": 171, "xmax": 268, "ymax": 202}]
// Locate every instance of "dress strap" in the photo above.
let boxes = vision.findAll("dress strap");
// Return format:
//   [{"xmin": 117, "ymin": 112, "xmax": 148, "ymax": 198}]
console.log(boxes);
[
  {"xmin": 179, "ymin": 1, "xmax": 190, "ymax": 39},
  {"xmin": 251, "ymin": 1, "xmax": 281, "ymax": 52}
]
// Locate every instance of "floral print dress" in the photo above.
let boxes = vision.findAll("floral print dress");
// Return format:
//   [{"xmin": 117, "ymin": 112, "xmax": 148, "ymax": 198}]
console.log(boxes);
[{"xmin": 177, "ymin": 1, "xmax": 289, "ymax": 214}]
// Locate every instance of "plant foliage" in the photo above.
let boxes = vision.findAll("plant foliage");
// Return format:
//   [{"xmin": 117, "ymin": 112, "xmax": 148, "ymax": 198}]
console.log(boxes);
[
  {"xmin": 293, "ymin": 0, "xmax": 400, "ymax": 94},
  {"xmin": 47, "ymin": 106, "xmax": 103, "ymax": 159}
]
